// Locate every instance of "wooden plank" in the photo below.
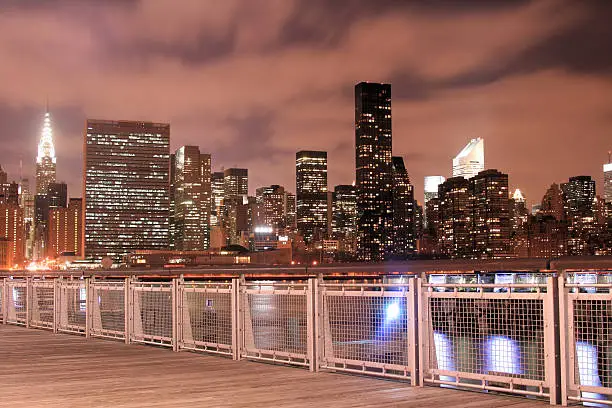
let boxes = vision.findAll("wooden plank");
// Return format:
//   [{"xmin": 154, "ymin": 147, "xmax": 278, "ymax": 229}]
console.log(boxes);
[{"xmin": 0, "ymin": 325, "xmax": 547, "ymax": 407}]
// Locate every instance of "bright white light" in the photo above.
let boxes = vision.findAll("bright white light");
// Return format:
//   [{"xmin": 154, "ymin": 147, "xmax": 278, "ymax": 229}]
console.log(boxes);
[
  {"xmin": 254, "ymin": 226, "xmax": 273, "ymax": 234},
  {"xmin": 385, "ymin": 302, "xmax": 400, "ymax": 321},
  {"xmin": 485, "ymin": 336, "xmax": 522, "ymax": 375}
]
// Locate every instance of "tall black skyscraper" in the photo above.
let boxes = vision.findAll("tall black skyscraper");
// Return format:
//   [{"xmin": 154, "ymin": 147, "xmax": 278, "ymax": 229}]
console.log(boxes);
[
  {"xmin": 296, "ymin": 150, "xmax": 328, "ymax": 243},
  {"xmin": 391, "ymin": 157, "xmax": 415, "ymax": 257},
  {"xmin": 355, "ymin": 82, "xmax": 393, "ymax": 261}
]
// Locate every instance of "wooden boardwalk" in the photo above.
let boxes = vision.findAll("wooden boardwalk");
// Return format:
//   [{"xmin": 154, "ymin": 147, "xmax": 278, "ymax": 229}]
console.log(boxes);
[{"xmin": 0, "ymin": 325, "xmax": 548, "ymax": 407}]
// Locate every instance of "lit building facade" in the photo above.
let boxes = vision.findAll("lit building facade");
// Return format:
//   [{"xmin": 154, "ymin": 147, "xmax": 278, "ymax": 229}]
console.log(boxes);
[
  {"xmin": 562, "ymin": 175, "xmax": 597, "ymax": 256},
  {"xmin": 332, "ymin": 184, "xmax": 357, "ymax": 240},
  {"xmin": 0, "ymin": 203, "xmax": 25, "ymax": 266},
  {"xmin": 48, "ymin": 198, "xmax": 83, "ymax": 258},
  {"xmin": 223, "ymin": 168, "xmax": 248, "ymax": 199},
  {"xmin": 423, "ymin": 175, "xmax": 445, "ymax": 227},
  {"xmin": 510, "ymin": 189, "xmax": 529, "ymax": 234},
  {"xmin": 391, "ymin": 157, "xmax": 415, "ymax": 257},
  {"xmin": 296, "ymin": 150, "xmax": 328, "ymax": 244},
  {"xmin": 469, "ymin": 169, "xmax": 510, "ymax": 258},
  {"xmin": 355, "ymin": 82, "xmax": 393, "ymax": 261},
  {"xmin": 452, "ymin": 138, "xmax": 484, "ymax": 179},
  {"xmin": 84, "ymin": 120, "xmax": 170, "ymax": 261},
  {"xmin": 36, "ymin": 111, "xmax": 57, "ymax": 195},
  {"xmin": 438, "ymin": 177, "xmax": 471, "ymax": 258},
  {"xmin": 210, "ymin": 171, "xmax": 225, "ymax": 226},
  {"xmin": 255, "ymin": 185, "xmax": 285, "ymax": 231},
  {"xmin": 284, "ymin": 192, "xmax": 296, "ymax": 231},
  {"xmin": 171, "ymin": 146, "xmax": 211, "ymax": 251}
]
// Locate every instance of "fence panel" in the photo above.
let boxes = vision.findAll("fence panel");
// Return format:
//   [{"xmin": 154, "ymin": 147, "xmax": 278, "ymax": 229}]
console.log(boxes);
[
  {"xmin": 57, "ymin": 279, "xmax": 87, "ymax": 334},
  {"xmin": 241, "ymin": 281, "xmax": 312, "ymax": 367},
  {"xmin": 178, "ymin": 281, "xmax": 234, "ymax": 356},
  {"xmin": 90, "ymin": 280, "xmax": 126, "ymax": 340},
  {"xmin": 420, "ymin": 280, "xmax": 555, "ymax": 402},
  {"xmin": 319, "ymin": 279, "xmax": 417, "ymax": 381},
  {"xmin": 5, "ymin": 279, "xmax": 27, "ymax": 325},
  {"xmin": 130, "ymin": 281, "xmax": 174, "ymax": 347},
  {"xmin": 30, "ymin": 280, "xmax": 55, "ymax": 330},
  {"xmin": 561, "ymin": 272, "xmax": 612, "ymax": 406}
]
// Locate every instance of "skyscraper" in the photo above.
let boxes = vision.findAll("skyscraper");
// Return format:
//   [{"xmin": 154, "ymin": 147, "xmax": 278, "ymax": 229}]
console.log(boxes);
[
  {"xmin": 541, "ymin": 183, "xmax": 564, "ymax": 220},
  {"xmin": 355, "ymin": 82, "xmax": 393, "ymax": 261},
  {"xmin": 210, "ymin": 171, "xmax": 225, "ymax": 227},
  {"xmin": 423, "ymin": 175, "xmax": 446, "ymax": 227},
  {"xmin": 510, "ymin": 189, "xmax": 529, "ymax": 234},
  {"xmin": 0, "ymin": 203, "xmax": 25, "ymax": 266},
  {"xmin": 332, "ymin": 184, "xmax": 357, "ymax": 240},
  {"xmin": 84, "ymin": 120, "xmax": 170, "ymax": 261},
  {"xmin": 452, "ymin": 138, "xmax": 484, "ymax": 179},
  {"xmin": 391, "ymin": 156, "xmax": 415, "ymax": 257},
  {"xmin": 561, "ymin": 175, "xmax": 597, "ymax": 256},
  {"xmin": 171, "ymin": 146, "xmax": 211, "ymax": 251},
  {"xmin": 223, "ymin": 168, "xmax": 248, "ymax": 199},
  {"xmin": 470, "ymin": 169, "xmax": 510, "ymax": 258},
  {"xmin": 255, "ymin": 185, "xmax": 285, "ymax": 231},
  {"xmin": 283, "ymin": 192, "xmax": 296, "ymax": 232},
  {"xmin": 296, "ymin": 150, "xmax": 328, "ymax": 243},
  {"xmin": 604, "ymin": 160, "xmax": 612, "ymax": 204},
  {"xmin": 438, "ymin": 177, "xmax": 471, "ymax": 258},
  {"xmin": 47, "ymin": 198, "xmax": 83, "ymax": 258},
  {"xmin": 36, "ymin": 111, "xmax": 57, "ymax": 195}
]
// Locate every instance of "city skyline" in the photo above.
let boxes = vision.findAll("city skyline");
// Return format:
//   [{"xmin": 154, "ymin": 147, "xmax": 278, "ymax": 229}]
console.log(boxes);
[{"xmin": 0, "ymin": 1, "xmax": 610, "ymax": 206}]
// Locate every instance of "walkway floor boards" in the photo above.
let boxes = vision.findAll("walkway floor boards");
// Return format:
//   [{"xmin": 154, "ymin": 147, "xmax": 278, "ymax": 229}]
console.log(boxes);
[{"xmin": 0, "ymin": 325, "xmax": 546, "ymax": 407}]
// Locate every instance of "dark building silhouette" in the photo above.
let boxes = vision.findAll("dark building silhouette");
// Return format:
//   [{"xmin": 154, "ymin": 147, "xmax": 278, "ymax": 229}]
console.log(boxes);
[
  {"xmin": 391, "ymin": 156, "xmax": 415, "ymax": 257},
  {"xmin": 355, "ymin": 82, "xmax": 393, "ymax": 261}
]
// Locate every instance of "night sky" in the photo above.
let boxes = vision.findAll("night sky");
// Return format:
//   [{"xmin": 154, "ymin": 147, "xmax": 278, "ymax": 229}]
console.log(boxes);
[{"xmin": 0, "ymin": 0, "xmax": 610, "ymax": 206}]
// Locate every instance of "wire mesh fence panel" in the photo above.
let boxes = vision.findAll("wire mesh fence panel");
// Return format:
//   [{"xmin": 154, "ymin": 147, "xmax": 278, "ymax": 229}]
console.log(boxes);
[
  {"xmin": 6, "ymin": 279, "xmax": 27, "ymax": 325},
  {"xmin": 30, "ymin": 281, "xmax": 55, "ymax": 330},
  {"xmin": 130, "ymin": 282, "xmax": 173, "ymax": 347},
  {"xmin": 57, "ymin": 280, "xmax": 87, "ymax": 334},
  {"xmin": 178, "ymin": 281, "xmax": 233, "ymax": 356},
  {"xmin": 91, "ymin": 281, "xmax": 126, "ymax": 340},
  {"xmin": 320, "ymin": 282, "xmax": 415, "ymax": 380},
  {"xmin": 241, "ymin": 282, "xmax": 311, "ymax": 367},
  {"xmin": 421, "ymin": 282, "xmax": 552, "ymax": 400},
  {"xmin": 563, "ymin": 274, "xmax": 612, "ymax": 406}
]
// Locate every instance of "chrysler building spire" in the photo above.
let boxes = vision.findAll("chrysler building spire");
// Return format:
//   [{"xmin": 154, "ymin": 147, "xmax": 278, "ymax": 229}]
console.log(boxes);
[{"xmin": 35, "ymin": 109, "xmax": 57, "ymax": 194}]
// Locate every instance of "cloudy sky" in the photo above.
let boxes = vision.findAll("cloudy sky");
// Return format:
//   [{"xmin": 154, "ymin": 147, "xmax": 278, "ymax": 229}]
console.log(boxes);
[{"xmin": 0, "ymin": 0, "xmax": 610, "ymax": 206}]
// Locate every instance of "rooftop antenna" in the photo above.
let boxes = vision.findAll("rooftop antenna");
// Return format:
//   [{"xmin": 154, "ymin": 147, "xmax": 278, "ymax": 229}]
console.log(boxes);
[{"xmin": 608, "ymin": 150, "xmax": 611, "ymax": 164}]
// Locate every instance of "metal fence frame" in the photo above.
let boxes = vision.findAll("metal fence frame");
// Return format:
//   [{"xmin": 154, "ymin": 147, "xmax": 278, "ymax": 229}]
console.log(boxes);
[
  {"xmin": 240, "ymin": 279, "xmax": 315, "ymax": 369},
  {"xmin": 8, "ymin": 273, "xmax": 612, "ymax": 405},
  {"xmin": 318, "ymin": 278, "xmax": 418, "ymax": 382},
  {"xmin": 560, "ymin": 275, "xmax": 612, "ymax": 406},
  {"xmin": 177, "ymin": 279, "xmax": 238, "ymax": 358},
  {"xmin": 419, "ymin": 277, "xmax": 560, "ymax": 404},
  {"xmin": 129, "ymin": 280, "xmax": 175, "ymax": 348}
]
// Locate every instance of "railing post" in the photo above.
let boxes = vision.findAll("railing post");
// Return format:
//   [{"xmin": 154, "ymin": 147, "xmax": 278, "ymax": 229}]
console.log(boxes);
[
  {"xmin": 408, "ymin": 277, "xmax": 419, "ymax": 386},
  {"xmin": 85, "ymin": 278, "xmax": 91, "ymax": 339},
  {"xmin": 307, "ymin": 277, "xmax": 316, "ymax": 372},
  {"xmin": 417, "ymin": 277, "xmax": 426, "ymax": 387},
  {"xmin": 2, "ymin": 278, "xmax": 7, "ymax": 324},
  {"xmin": 231, "ymin": 277, "xmax": 240, "ymax": 360},
  {"xmin": 312, "ymin": 275, "xmax": 321, "ymax": 373},
  {"xmin": 25, "ymin": 276, "xmax": 30, "ymax": 329},
  {"xmin": 557, "ymin": 270, "xmax": 569, "ymax": 406},
  {"xmin": 545, "ymin": 276, "xmax": 561, "ymax": 405},
  {"xmin": 172, "ymin": 278, "xmax": 178, "ymax": 352},
  {"xmin": 52, "ymin": 278, "xmax": 58, "ymax": 333},
  {"xmin": 124, "ymin": 277, "xmax": 131, "ymax": 344}
]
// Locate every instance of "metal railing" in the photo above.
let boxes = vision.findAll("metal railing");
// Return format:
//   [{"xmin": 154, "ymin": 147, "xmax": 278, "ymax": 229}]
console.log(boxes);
[
  {"xmin": 560, "ymin": 273, "xmax": 612, "ymax": 406},
  {"xmin": 4, "ymin": 272, "xmax": 612, "ymax": 406}
]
